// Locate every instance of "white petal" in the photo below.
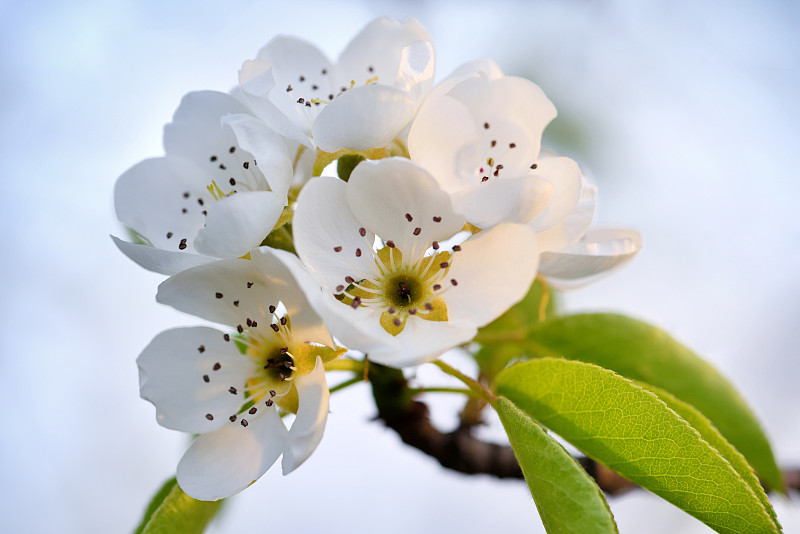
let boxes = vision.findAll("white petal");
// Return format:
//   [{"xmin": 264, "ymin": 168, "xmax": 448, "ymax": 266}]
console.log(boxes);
[
  {"xmin": 432, "ymin": 58, "xmax": 504, "ymax": 98},
  {"xmin": 138, "ymin": 327, "xmax": 258, "ymax": 434},
  {"xmin": 251, "ymin": 248, "xmax": 334, "ymax": 347},
  {"xmin": 395, "ymin": 40, "xmax": 435, "ymax": 101},
  {"xmin": 337, "ymin": 18, "xmax": 431, "ymax": 89},
  {"xmin": 368, "ymin": 318, "xmax": 476, "ymax": 368},
  {"xmin": 257, "ymin": 36, "xmax": 334, "ymax": 94},
  {"xmin": 293, "ymin": 176, "xmax": 378, "ymax": 291},
  {"xmin": 453, "ymin": 176, "xmax": 553, "ymax": 229},
  {"xmin": 536, "ymin": 175, "xmax": 597, "ymax": 252},
  {"xmin": 445, "ymin": 223, "xmax": 540, "ymax": 327},
  {"xmin": 539, "ymin": 228, "xmax": 642, "ymax": 281},
  {"xmin": 346, "ymin": 158, "xmax": 465, "ymax": 256},
  {"xmin": 223, "ymin": 113, "xmax": 293, "ymax": 198},
  {"xmin": 177, "ymin": 407, "xmax": 288, "ymax": 501},
  {"xmin": 527, "ymin": 156, "xmax": 582, "ymax": 232},
  {"xmin": 408, "ymin": 95, "xmax": 478, "ymax": 193},
  {"xmin": 239, "ymin": 59, "xmax": 312, "ymax": 148},
  {"xmin": 111, "ymin": 235, "xmax": 213, "ymax": 276},
  {"xmin": 255, "ymin": 36, "xmax": 335, "ymax": 144},
  {"xmin": 312, "ymin": 84, "xmax": 416, "ymax": 152},
  {"xmin": 157, "ymin": 256, "xmax": 281, "ymax": 329},
  {"xmin": 282, "ymin": 357, "xmax": 329, "ymax": 474},
  {"xmin": 480, "ymin": 76, "xmax": 557, "ymax": 159},
  {"xmin": 162, "ymin": 91, "xmax": 250, "ymax": 163},
  {"xmin": 114, "ymin": 157, "xmax": 208, "ymax": 251},
  {"xmin": 193, "ymin": 191, "xmax": 284, "ymax": 258}
]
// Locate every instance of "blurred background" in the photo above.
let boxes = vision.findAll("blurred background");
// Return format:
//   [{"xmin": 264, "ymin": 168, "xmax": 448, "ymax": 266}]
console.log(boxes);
[{"xmin": 1, "ymin": 0, "xmax": 799, "ymax": 532}]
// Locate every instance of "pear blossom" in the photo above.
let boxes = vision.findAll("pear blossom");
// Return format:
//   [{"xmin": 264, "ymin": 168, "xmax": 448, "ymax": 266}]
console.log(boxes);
[
  {"xmin": 238, "ymin": 18, "xmax": 434, "ymax": 155},
  {"xmin": 408, "ymin": 60, "xmax": 641, "ymax": 280},
  {"xmin": 113, "ymin": 91, "xmax": 293, "ymax": 275},
  {"xmin": 138, "ymin": 247, "xmax": 343, "ymax": 500},
  {"xmin": 291, "ymin": 157, "xmax": 539, "ymax": 367}
]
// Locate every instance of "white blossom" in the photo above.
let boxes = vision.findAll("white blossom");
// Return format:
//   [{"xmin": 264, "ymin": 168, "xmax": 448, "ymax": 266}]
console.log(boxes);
[
  {"xmin": 138, "ymin": 248, "xmax": 343, "ymax": 500},
  {"xmin": 113, "ymin": 91, "xmax": 293, "ymax": 275},
  {"xmin": 290, "ymin": 157, "xmax": 539, "ymax": 367},
  {"xmin": 238, "ymin": 18, "xmax": 434, "ymax": 154}
]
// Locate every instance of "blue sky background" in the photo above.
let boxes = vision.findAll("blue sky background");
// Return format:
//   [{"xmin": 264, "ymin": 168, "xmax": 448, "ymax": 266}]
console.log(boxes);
[{"xmin": 1, "ymin": 1, "xmax": 799, "ymax": 532}]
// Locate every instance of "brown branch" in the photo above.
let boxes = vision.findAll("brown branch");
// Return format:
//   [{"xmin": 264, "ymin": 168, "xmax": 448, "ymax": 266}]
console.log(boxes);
[{"xmin": 368, "ymin": 363, "xmax": 798, "ymax": 496}]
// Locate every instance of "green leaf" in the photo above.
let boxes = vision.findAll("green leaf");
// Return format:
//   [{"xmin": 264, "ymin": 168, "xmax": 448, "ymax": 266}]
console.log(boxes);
[
  {"xmin": 474, "ymin": 278, "xmax": 556, "ymax": 379},
  {"xmin": 638, "ymin": 383, "xmax": 781, "ymax": 532},
  {"xmin": 134, "ymin": 477, "xmax": 222, "ymax": 534},
  {"xmin": 495, "ymin": 397, "xmax": 618, "ymax": 534},
  {"xmin": 500, "ymin": 313, "xmax": 782, "ymax": 492},
  {"xmin": 496, "ymin": 358, "xmax": 780, "ymax": 534}
]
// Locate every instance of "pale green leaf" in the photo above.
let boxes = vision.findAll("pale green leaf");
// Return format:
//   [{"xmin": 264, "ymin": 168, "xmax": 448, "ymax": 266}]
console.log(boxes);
[
  {"xmin": 135, "ymin": 477, "xmax": 222, "ymax": 534},
  {"xmin": 496, "ymin": 358, "xmax": 780, "ymax": 534},
  {"xmin": 496, "ymin": 313, "xmax": 782, "ymax": 492},
  {"xmin": 638, "ymin": 382, "xmax": 781, "ymax": 532},
  {"xmin": 495, "ymin": 397, "xmax": 618, "ymax": 534}
]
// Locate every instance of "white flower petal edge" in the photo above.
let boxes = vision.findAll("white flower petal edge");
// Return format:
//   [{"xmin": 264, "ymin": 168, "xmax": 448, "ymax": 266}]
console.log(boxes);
[
  {"xmin": 282, "ymin": 357, "xmax": 329, "ymax": 474},
  {"xmin": 292, "ymin": 158, "xmax": 540, "ymax": 367},
  {"xmin": 177, "ymin": 406, "xmax": 288, "ymax": 501},
  {"xmin": 114, "ymin": 90, "xmax": 292, "ymax": 273},
  {"xmin": 539, "ymin": 228, "xmax": 642, "ymax": 284},
  {"xmin": 111, "ymin": 235, "xmax": 214, "ymax": 276}
]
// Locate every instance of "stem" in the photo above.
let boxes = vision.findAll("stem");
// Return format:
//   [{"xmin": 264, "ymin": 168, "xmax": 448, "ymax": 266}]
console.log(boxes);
[
  {"xmin": 325, "ymin": 358, "xmax": 366, "ymax": 373},
  {"xmin": 329, "ymin": 376, "xmax": 363, "ymax": 394},
  {"xmin": 408, "ymin": 386, "xmax": 481, "ymax": 398},
  {"xmin": 432, "ymin": 360, "xmax": 495, "ymax": 401},
  {"xmin": 536, "ymin": 275, "xmax": 551, "ymax": 322}
]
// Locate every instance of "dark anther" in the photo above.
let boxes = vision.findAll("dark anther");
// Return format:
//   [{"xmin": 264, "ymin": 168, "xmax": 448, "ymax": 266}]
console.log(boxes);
[
  {"xmin": 530, "ymin": 163, "xmax": 538, "ymax": 169},
  {"xmin": 386, "ymin": 240, "xmax": 396, "ymax": 248},
  {"xmin": 359, "ymin": 227, "xmax": 366, "ymax": 237},
  {"xmin": 271, "ymin": 324, "xmax": 279, "ymax": 332},
  {"xmin": 440, "ymin": 262, "xmax": 449, "ymax": 269},
  {"xmin": 334, "ymin": 246, "xmax": 343, "ymax": 252},
  {"xmin": 413, "ymin": 227, "xmax": 421, "ymax": 236},
  {"xmin": 233, "ymin": 300, "xmax": 239, "ymax": 307},
  {"xmin": 247, "ymin": 282, "xmax": 254, "ymax": 288},
  {"xmin": 269, "ymin": 305, "xmax": 276, "ymax": 313},
  {"xmin": 213, "ymin": 363, "xmax": 221, "ymax": 371},
  {"xmin": 451, "ymin": 279, "xmax": 458, "ymax": 286},
  {"xmin": 203, "ymin": 375, "xmax": 210, "ymax": 383},
  {"xmin": 249, "ymin": 407, "xmax": 257, "ymax": 415},
  {"xmin": 433, "ymin": 216, "xmax": 442, "ymax": 223},
  {"xmin": 223, "ymin": 333, "xmax": 230, "ymax": 341},
  {"xmin": 166, "ymin": 232, "xmax": 173, "ymax": 239},
  {"xmin": 229, "ymin": 387, "xmax": 238, "ymax": 394},
  {"xmin": 336, "ymin": 285, "xmax": 344, "ymax": 292},
  {"xmin": 237, "ymin": 324, "xmax": 244, "ymax": 333},
  {"xmin": 229, "ymin": 177, "xmax": 236, "ymax": 185},
  {"xmin": 198, "ymin": 345, "xmax": 206, "ymax": 353},
  {"xmin": 405, "ymin": 213, "xmax": 413, "ymax": 222},
  {"xmin": 215, "ymin": 292, "xmax": 223, "ymax": 299},
  {"xmin": 356, "ymin": 248, "xmax": 362, "ymax": 257},
  {"xmin": 206, "ymin": 414, "xmax": 214, "ymax": 420},
  {"xmin": 483, "ymin": 122, "xmax": 490, "ymax": 129},
  {"xmin": 243, "ymin": 161, "xmax": 250, "ymax": 169},
  {"xmin": 241, "ymin": 419, "xmax": 248, "ymax": 427},
  {"xmin": 230, "ymin": 415, "xmax": 237, "ymax": 422}
]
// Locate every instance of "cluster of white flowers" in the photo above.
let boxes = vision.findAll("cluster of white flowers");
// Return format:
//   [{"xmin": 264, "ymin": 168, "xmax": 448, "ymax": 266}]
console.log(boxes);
[{"xmin": 115, "ymin": 18, "xmax": 640, "ymax": 501}]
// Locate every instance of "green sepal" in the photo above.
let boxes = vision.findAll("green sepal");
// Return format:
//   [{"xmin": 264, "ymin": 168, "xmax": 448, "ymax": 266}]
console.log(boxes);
[{"xmin": 133, "ymin": 477, "xmax": 222, "ymax": 534}]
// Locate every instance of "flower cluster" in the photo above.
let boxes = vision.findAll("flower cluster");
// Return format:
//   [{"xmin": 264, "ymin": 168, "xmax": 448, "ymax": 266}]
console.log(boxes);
[{"xmin": 115, "ymin": 18, "xmax": 640, "ymax": 501}]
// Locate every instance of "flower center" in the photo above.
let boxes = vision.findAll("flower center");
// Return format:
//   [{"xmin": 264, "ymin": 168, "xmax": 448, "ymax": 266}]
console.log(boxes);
[{"xmin": 334, "ymin": 243, "xmax": 460, "ymax": 336}]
